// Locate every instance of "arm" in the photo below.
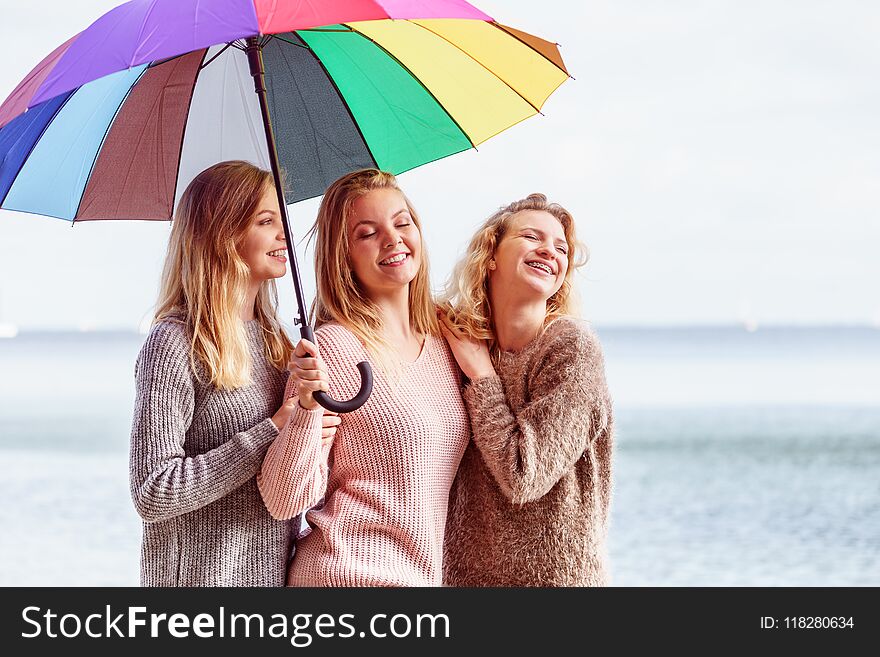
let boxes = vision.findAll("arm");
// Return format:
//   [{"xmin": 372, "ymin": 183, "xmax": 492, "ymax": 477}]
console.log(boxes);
[
  {"xmin": 257, "ymin": 326, "xmax": 353, "ymax": 521},
  {"xmin": 464, "ymin": 322, "xmax": 612, "ymax": 505},
  {"xmin": 129, "ymin": 324, "xmax": 280, "ymax": 523},
  {"xmin": 257, "ymin": 376, "xmax": 328, "ymax": 521}
]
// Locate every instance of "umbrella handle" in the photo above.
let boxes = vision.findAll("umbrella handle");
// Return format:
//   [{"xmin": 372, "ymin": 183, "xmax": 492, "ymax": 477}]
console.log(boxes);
[{"xmin": 299, "ymin": 326, "xmax": 373, "ymax": 414}]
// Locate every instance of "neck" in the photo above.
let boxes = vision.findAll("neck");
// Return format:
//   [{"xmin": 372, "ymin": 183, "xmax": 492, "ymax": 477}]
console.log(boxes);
[
  {"xmin": 240, "ymin": 280, "xmax": 260, "ymax": 322},
  {"xmin": 371, "ymin": 285, "xmax": 416, "ymax": 343},
  {"xmin": 491, "ymin": 294, "xmax": 547, "ymax": 352}
]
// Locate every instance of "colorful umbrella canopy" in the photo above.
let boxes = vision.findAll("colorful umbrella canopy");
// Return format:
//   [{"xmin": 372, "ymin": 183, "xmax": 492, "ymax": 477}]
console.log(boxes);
[
  {"xmin": 0, "ymin": 0, "xmax": 570, "ymax": 411},
  {"xmin": 0, "ymin": 0, "xmax": 569, "ymax": 222}
]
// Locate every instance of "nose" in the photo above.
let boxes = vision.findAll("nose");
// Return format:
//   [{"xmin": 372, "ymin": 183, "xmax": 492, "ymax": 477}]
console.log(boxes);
[
  {"xmin": 382, "ymin": 227, "xmax": 403, "ymax": 249},
  {"xmin": 536, "ymin": 240, "xmax": 554, "ymax": 259}
]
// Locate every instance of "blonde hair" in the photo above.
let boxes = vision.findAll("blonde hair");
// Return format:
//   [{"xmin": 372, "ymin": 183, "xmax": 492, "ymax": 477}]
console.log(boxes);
[
  {"xmin": 440, "ymin": 193, "xmax": 588, "ymax": 353},
  {"xmin": 307, "ymin": 169, "xmax": 438, "ymax": 372},
  {"xmin": 154, "ymin": 160, "xmax": 293, "ymax": 389}
]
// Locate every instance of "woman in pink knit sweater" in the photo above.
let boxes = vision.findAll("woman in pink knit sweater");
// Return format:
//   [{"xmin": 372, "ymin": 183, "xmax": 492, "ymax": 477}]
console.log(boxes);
[
  {"xmin": 258, "ymin": 169, "xmax": 470, "ymax": 587},
  {"xmin": 439, "ymin": 194, "xmax": 614, "ymax": 587}
]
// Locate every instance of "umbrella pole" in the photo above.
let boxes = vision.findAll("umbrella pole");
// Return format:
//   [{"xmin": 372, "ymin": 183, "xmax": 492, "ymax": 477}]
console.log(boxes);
[{"xmin": 245, "ymin": 37, "xmax": 372, "ymax": 414}]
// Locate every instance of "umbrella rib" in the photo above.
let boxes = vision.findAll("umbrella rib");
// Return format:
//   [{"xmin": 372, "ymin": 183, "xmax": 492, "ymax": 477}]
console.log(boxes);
[
  {"xmin": 130, "ymin": 0, "xmax": 162, "ymax": 67},
  {"xmin": 278, "ymin": 34, "xmax": 378, "ymax": 173},
  {"xmin": 0, "ymin": 92, "xmax": 75, "ymax": 209},
  {"xmin": 407, "ymin": 20, "xmax": 541, "ymax": 115},
  {"xmin": 116, "ymin": 58, "xmax": 189, "ymax": 219},
  {"xmin": 489, "ymin": 23, "xmax": 572, "ymax": 79},
  {"xmin": 168, "ymin": 49, "xmax": 209, "ymax": 220},
  {"xmin": 298, "ymin": 27, "xmax": 355, "ymax": 33},
  {"xmin": 72, "ymin": 67, "xmax": 150, "ymax": 224},
  {"xmin": 200, "ymin": 43, "xmax": 234, "ymax": 70},
  {"xmin": 341, "ymin": 24, "xmax": 476, "ymax": 152},
  {"xmin": 268, "ymin": 34, "xmax": 310, "ymax": 50}
]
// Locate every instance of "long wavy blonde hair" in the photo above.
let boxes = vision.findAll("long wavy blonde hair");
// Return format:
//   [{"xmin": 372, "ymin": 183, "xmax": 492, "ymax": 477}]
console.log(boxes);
[
  {"xmin": 440, "ymin": 193, "xmax": 588, "ymax": 354},
  {"xmin": 154, "ymin": 160, "xmax": 293, "ymax": 389},
  {"xmin": 307, "ymin": 169, "xmax": 438, "ymax": 372}
]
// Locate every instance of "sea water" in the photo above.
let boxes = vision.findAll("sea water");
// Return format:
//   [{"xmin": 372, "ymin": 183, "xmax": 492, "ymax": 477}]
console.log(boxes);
[{"xmin": 1, "ymin": 327, "xmax": 878, "ymax": 586}]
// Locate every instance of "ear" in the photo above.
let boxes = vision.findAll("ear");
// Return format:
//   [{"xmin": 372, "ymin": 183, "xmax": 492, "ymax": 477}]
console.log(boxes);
[{"xmin": 488, "ymin": 259, "xmax": 496, "ymax": 271}]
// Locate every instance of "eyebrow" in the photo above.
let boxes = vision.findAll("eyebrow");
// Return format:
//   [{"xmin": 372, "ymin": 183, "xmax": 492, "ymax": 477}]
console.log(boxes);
[{"xmin": 520, "ymin": 225, "xmax": 567, "ymax": 245}]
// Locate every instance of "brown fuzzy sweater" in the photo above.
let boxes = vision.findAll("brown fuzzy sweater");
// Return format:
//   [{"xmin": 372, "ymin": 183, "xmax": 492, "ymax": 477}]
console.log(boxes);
[{"xmin": 443, "ymin": 316, "xmax": 614, "ymax": 587}]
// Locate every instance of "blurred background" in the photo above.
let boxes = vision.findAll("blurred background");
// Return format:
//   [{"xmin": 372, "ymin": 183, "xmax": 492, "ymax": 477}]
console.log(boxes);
[{"xmin": 0, "ymin": 0, "xmax": 878, "ymax": 585}]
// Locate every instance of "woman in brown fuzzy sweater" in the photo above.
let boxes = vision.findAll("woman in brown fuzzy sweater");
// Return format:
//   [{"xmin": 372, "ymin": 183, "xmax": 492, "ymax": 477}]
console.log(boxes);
[{"xmin": 439, "ymin": 194, "xmax": 613, "ymax": 587}]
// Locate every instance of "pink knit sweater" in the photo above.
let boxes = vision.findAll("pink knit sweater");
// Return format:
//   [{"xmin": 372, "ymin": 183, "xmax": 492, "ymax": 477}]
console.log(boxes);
[{"xmin": 258, "ymin": 323, "xmax": 469, "ymax": 586}]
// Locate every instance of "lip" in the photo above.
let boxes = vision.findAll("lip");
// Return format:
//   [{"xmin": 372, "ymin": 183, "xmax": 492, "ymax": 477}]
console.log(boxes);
[
  {"xmin": 524, "ymin": 260, "xmax": 556, "ymax": 276},
  {"xmin": 379, "ymin": 252, "xmax": 410, "ymax": 267},
  {"xmin": 267, "ymin": 249, "xmax": 287, "ymax": 263}
]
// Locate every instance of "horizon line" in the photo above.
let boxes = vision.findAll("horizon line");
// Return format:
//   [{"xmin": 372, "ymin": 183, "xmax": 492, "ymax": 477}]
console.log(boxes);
[{"xmin": 2, "ymin": 321, "xmax": 880, "ymax": 336}]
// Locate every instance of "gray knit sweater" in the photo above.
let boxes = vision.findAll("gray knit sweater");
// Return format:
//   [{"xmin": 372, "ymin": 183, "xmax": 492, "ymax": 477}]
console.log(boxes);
[
  {"xmin": 129, "ymin": 318, "xmax": 292, "ymax": 586},
  {"xmin": 443, "ymin": 317, "xmax": 614, "ymax": 587}
]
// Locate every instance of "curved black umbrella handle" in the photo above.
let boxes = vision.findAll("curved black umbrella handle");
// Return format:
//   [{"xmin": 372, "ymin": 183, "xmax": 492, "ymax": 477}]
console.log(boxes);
[{"xmin": 299, "ymin": 326, "xmax": 373, "ymax": 413}]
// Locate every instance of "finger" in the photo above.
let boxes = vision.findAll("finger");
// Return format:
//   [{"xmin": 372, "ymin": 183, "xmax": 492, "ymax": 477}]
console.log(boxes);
[
  {"xmin": 293, "ymin": 339, "xmax": 319, "ymax": 358},
  {"xmin": 299, "ymin": 380, "xmax": 329, "ymax": 393},
  {"xmin": 322, "ymin": 410, "xmax": 339, "ymax": 417},
  {"xmin": 294, "ymin": 379, "xmax": 328, "ymax": 394},
  {"xmin": 321, "ymin": 415, "xmax": 342, "ymax": 428},
  {"xmin": 438, "ymin": 314, "xmax": 463, "ymax": 337},
  {"xmin": 321, "ymin": 427, "xmax": 338, "ymax": 440},
  {"xmin": 291, "ymin": 357, "xmax": 320, "ymax": 371},
  {"xmin": 293, "ymin": 367, "xmax": 326, "ymax": 382}
]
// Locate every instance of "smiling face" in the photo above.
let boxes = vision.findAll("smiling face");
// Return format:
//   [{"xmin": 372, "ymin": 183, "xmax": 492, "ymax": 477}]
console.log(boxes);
[
  {"xmin": 347, "ymin": 187, "xmax": 422, "ymax": 299},
  {"xmin": 239, "ymin": 184, "xmax": 288, "ymax": 285},
  {"xmin": 489, "ymin": 209, "xmax": 570, "ymax": 305}
]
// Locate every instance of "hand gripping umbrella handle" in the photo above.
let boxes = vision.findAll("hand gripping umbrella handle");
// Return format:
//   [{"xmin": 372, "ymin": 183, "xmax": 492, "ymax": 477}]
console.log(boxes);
[{"xmin": 299, "ymin": 326, "xmax": 373, "ymax": 414}]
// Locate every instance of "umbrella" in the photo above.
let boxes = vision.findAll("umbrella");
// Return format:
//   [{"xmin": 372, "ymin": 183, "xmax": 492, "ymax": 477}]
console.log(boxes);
[{"xmin": 0, "ymin": 0, "xmax": 570, "ymax": 411}]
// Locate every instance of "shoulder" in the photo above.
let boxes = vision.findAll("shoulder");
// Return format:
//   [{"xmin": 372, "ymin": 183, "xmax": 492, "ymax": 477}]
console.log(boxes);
[
  {"xmin": 529, "ymin": 316, "xmax": 607, "ymax": 382},
  {"xmin": 141, "ymin": 319, "xmax": 190, "ymax": 355},
  {"xmin": 136, "ymin": 319, "xmax": 192, "ymax": 377},
  {"xmin": 541, "ymin": 316, "xmax": 602, "ymax": 356}
]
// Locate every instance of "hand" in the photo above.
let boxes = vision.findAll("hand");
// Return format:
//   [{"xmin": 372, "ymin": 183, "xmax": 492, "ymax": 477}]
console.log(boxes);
[
  {"xmin": 437, "ymin": 311, "xmax": 496, "ymax": 381},
  {"xmin": 270, "ymin": 395, "xmax": 299, "ymax": 431},
  {"xmin": 287, "ymin": 338, "xmax": 330, "ymax": 410},
  {"xmin": 321, "ymin": 410, "xmax": 341, "ymax": 440}
]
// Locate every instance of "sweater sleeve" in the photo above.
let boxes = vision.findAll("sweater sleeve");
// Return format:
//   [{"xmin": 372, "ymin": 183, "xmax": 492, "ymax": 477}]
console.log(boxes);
[
  {"xmin": 257, "ymin": 326, "xmax": 354, "ymax": 521},
  {"xmin": 257, "ymin": 378, "xmax": 327, "ymax": 521},
  {"xmin": 129, "ymin": 323, "xmax": 280, "ymax": 523},
  {"xmin": 463, "ymin": 320, "xmax": 612, "ymax": 505}
]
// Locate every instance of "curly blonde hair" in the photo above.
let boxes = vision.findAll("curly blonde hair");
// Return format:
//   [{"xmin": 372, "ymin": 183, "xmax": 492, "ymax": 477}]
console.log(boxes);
[{"xmin": 440, "ymin": 193, "xmax": 588, "ymax": 352}]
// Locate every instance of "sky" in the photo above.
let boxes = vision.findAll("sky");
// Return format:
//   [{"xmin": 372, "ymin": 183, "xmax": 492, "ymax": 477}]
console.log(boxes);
[{"xmin": 0, "ymin": 0, "xmax": 878, "ymax": 330}]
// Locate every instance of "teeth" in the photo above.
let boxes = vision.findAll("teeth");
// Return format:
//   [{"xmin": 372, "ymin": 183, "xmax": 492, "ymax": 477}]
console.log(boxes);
[
  {"xmin": 527, "ymin": 262, "xmax": 553, "ymax": 275},
  {"xmin": 268, "ymin": 250, "xmax": 285, "ymax": 257},
  {"xmin": 380, "ymin": 253, "xmax": 407, "ymax": 265}
]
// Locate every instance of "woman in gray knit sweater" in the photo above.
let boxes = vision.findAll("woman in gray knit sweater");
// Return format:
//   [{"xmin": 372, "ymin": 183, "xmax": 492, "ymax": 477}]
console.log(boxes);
[
  {"xmin": 439, "ymin": 194, "xmax": 613, "ymax": 587},
  {"xmin": 129, "ymin": 161, "xmax": 337, "ymax": 586}
]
